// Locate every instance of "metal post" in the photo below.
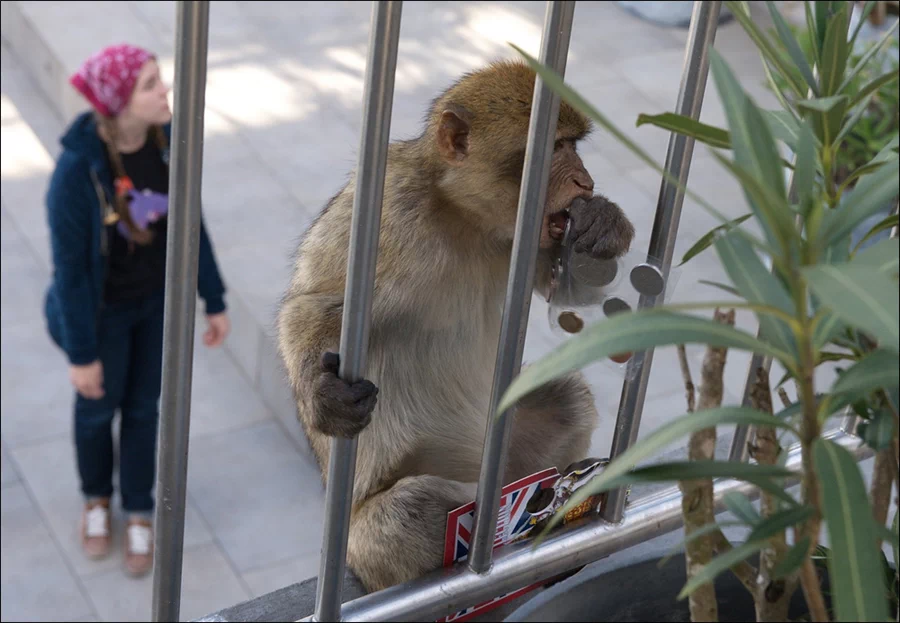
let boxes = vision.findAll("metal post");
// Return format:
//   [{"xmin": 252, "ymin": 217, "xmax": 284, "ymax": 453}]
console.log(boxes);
[
  {"xmin": 151, "ymin": 2, "xmax": 209, "ymax": 621},
  {"xmin": 601, "ymin": 0, "xmax": 721, "ymax": 524},
  {"xmin": 312, "ymin": 2, "xmax": 402, "ymax": 621},
  {"xmin": 326, "ymin": 427, "xmax": 869, "ymax": 622},
  {"xmin": 467, "ymin": 0, "xmax": 577, "ymax": 574}
]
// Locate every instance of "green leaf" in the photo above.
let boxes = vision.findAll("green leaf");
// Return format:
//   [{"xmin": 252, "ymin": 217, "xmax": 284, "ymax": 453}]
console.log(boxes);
[
  {"xmin": 849, "ymin": 70, "xmax": 900, "ymax": 109},
  {"xmin": 852, "ymin": 214, "xmax": 899, "ymax": 254},
  {"xmin": 658, "ymin": 520, "xmax": 746, "ymax": 569},
  {"xmin": 709, "ymin": 50, "xmax": 796, "ymax": 254},
  {"xmin": 849, "ymin": 1, "xmax": 880, "ymax": 52},
  {"xmin": 708, "ymin": 150, "xmax": 794, "ymax": 255},
  {"xmin": 803, "ymin": 263, "xmax": 900, "ymax": 354},
  {"xmin": 498, "ymin": 310, "xmax": 794, "ymax": 414},
  {"xmin": 725, "ymin": 1, "xmax": 808, "ymax": 97},
  {"xmin": 832, "ymin": 349, "xmax": 900, "ymax": 396},
  {"xmin": 818, "ymin": 7, "xmax": 850, "ymax": 97},
  {"xmin": 714, "ymin": 230, "xmax": 796, "ymax": 354},
  {"xmin": 862, "ymin": 409, "xmax": 896, "ymax": 452},
  {"xmin": 679, "ymin": 214, "xmax": 753, "ymax": 266},
  {"xmin": 815, "ymin": 2, "xmax": 844, "ymax": 56},
  {"xmin": 698, "ymin": 279, "xmax": 741, "ymax": 297},
  {"xmin": 748, "ymin": 506, "xmax": 815, "ymax": 542},
  {"xmin": 815, "ymin": 438, "xmax": 892, "ymax": 623},
  {"xmin": 762, "ymin": 109, "xmax": 801, "ymax": 149},
  {"xmin": 772, "ymin": 535, "xmax": 812, "ymax": 580},
  {"xmin": 535, "ymin": 407, "xmax": 798, "ymax": 535},
  {"xmin": 835, "ymin": 91, "xmax": 878, "ymax": 150},
  {"xmin": 813, "ymin": 237, "xmax": 854, "ymax": 349},
  {"xmin": 766, "ymin": 1, "xmax": 819, "ymax": 95},
  {"xmin": 798, "ymin": 95, "xmax": 850, "ymax": 147},
  {"xmin": 600, "ymin": 461, "xmax": 800, "ymax": 508},
  {"xmin": 794, "ymin": 119, "xmax": 818, "ymax": 211},
  {"xmin": 635, "ymin": 113, "xmax": 731, "ymax": 149},
  {"xmin": 837, "ymin": 156, "xmax": 891, "ymax": 196},
  {"xmin": 677, "ymin": 540, "xmax": 767, "ymax": 600},
  {"xmin": 805, "ymin": 1, "xmax": 821, "ymax": 66},
  {"xmin": 820, "ymin": 158, "xmax": 900, "ymax": 247},
  {"xmin": 724, "ymin": 491, "xmax": 761, "ymax": 526},
  {"xmin": 854, "ymin": 238, "xmax": 899, "ymax": 275},
  {"xmin": 839, "ymin": 19, "xmax": 900, "ymax": 94},
  {"xmin": 745, "ymin": 102, "xmax": 790, "ymax": 203}
]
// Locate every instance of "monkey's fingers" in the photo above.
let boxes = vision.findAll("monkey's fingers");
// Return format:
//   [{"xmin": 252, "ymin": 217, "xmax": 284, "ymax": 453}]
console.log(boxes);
[
  {"xmin": 321, "ymin": 351, "xmax": 341, "ymax": 374},
  {"xmin": 349, "ymin": 379, "xmax": 379, "ymax": 402}
]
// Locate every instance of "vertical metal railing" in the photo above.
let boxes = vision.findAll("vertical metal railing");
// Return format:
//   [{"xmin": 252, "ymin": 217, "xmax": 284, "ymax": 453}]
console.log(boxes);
[
  {"xmin": 167, "ymin": 1, "xmax": 872, "ymax": 621},
  {"xmin": 312, "ymin": 2, "xmax": 403, "ymax": 621},
  {"xmin": 601, "ymin": 0, "xmax": 722, "ymax": 524},
  {"xmin": 467, "ymin": 0, "xmax": 577, "ymax": 575},
  {"xmin": 152, "ymin": 2, "xmax": 210, "ymax": 622}
]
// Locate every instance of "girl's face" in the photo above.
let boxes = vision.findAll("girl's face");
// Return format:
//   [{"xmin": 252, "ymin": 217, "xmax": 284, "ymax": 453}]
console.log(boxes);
[{"xmin": 122, "ymin": 59, "xmax": 171, "ymax": 126}]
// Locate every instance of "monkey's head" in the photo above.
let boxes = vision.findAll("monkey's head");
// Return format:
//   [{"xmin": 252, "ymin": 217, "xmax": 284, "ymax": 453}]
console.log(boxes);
[{"xmin": 425, "ymin": 60, "xmax": 595, "ymax": 248}]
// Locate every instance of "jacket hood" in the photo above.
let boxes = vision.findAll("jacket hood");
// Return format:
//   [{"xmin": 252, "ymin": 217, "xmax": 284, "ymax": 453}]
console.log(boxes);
[{"xmin": 59, "ymin": 111, "xmax": 106, "ymax": 165}]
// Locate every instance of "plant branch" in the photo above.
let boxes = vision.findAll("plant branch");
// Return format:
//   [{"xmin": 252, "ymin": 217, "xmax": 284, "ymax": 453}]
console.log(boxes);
[
  {"xmin": 748, "ymin": 366, "xmax": 799, "ymax": 621},
  {"xmin": 710, "ymin": 530, "xmax": 759, "ymax": 593},
  {"xmin": 870, "ymin": 446, "xmax": 895, "ymax": 552},
  {"xmin": 800, "ymin": 558, "xmax": 830, "ymax": 623},
  {"xmin": 777, "ymin": 387, "xmax": 792, "ymax": 409},
  {"xmin": 677, "ymin": 344, "xmax": 696, "ymax": 414},
  {"xmin": 678, "ymin": 308, "xmax": 736, "ymax": 622}
]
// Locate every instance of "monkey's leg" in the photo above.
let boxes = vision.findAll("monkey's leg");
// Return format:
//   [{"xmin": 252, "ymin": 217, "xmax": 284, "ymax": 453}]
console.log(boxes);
[
  {"xmin": 347, "ymin": 475, "xmax": 478, "ymax": 593},
  {"xmin": 505, "ymin": 370, "xmax": 600, "ymax": 483}
]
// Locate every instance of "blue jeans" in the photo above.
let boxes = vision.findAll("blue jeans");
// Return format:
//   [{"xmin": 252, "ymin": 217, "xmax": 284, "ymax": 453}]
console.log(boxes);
[{"xmin": 74, "ymin": 290, "xmax": 165, "ymax": 514}]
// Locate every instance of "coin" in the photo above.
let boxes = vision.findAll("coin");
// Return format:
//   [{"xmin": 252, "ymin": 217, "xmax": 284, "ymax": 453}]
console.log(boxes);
[
  {"xmin": 558, "ymin": 311, "xmax": 585, "ymax": 333},
  {"xmin": 630, "ymin": 263, "xmax": 665, "ymax": 296}
]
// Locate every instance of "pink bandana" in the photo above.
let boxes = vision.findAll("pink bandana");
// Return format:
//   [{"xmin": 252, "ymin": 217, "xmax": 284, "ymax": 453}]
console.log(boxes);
[{"xmin": 69, "ymin": 44, "xmax": 154, "ymax": 118}]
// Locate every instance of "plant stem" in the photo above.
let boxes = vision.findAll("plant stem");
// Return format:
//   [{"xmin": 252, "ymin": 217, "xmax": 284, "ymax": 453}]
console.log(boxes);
[
  {"xmin": 800, "ymin": 558, "xmax": 830, "ymax": 622},
  {"xmin": 870, "ymin": 447, "xmax": 895, "ymax": 552},
  {"xmin": 710, "ymin": 530, "xmax": 758, "ymax": 593},
  {"xmin": 678, "ymin": 309, "xmax": 735, "ymax": 622},
  {"xmin": 794, "ymin": 276, "xmax": 830, "ymax": 622},
  {"xmin": 749, "ymin": 366, "xmax": 800, "ymax": 622}
]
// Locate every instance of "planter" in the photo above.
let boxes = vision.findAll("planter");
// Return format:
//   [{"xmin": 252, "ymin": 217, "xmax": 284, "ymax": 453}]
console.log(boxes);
[{"xmin": 503, "ymin": 550, "xmax": 830, "ymax": 622}]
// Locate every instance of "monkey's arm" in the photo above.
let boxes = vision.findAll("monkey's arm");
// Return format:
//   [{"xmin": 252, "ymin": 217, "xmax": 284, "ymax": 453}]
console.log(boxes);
[{"xmin": 277, "ymin": 292, "xmax": 379, "ymax": 439}]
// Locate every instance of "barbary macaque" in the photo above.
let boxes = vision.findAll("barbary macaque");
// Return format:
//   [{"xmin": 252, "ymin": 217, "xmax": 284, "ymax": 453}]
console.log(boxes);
[{"xmin": 277, "ymin": 60, "xmax": 635, "ymax": 592}]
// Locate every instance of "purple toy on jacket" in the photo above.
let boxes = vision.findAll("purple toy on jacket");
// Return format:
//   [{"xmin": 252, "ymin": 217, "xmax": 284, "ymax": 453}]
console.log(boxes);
[{"xmin": 117, "ymin": 189, "xmax": 169, "ymax": 241}]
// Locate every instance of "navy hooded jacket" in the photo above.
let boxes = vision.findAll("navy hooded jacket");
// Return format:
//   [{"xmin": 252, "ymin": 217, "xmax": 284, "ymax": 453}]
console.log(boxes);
[{"xmin": 43, "ymin": 111, "xmax": 227, "ymax": 366}]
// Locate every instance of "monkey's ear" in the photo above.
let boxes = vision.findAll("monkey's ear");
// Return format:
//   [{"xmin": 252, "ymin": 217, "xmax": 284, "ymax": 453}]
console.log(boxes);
[{"xmin": 437, "ymin": 105, "xmax": 471, "ymax": 163}]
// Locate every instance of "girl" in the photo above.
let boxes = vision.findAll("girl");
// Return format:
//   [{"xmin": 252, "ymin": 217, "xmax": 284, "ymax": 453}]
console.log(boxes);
[{"xmin": 43, "ymin": 43, "xmax": 230, "ymax": 577}]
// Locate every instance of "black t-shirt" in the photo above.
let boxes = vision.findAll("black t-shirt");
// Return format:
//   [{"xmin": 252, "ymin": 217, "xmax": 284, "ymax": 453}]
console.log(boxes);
[{"xmin": 103, "ymin": 137, "xmax": 169, "ymax": 304}]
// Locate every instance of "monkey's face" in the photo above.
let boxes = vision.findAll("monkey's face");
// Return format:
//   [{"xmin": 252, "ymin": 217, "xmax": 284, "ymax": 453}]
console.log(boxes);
[
  {"xmin": 539, "ymin": 139, "xmax": 594, "ymax": 248},
  {"xmin": 436, "ymin": 108, "xmax": 594, "ymax": 247}
]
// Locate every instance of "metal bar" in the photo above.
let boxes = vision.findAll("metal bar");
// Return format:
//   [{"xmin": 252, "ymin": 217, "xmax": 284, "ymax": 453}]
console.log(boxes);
[
  {"xmin": 312, "ymin": 2, "xmax": 402, "ymax": 621},
  {"xmin": 318, "ymin": 426, "xmax": 869, "ymax": 623},
  {"xmin": 151, "ymin": 2, "xmax": 210, "ymax": 621},
  {"xmin": 601, "ymin": 0, "xmax": 721, "ymax": 524},
  {"xmin": 467, "ymin": 0, "xmax": 577, "ymax": 574}
]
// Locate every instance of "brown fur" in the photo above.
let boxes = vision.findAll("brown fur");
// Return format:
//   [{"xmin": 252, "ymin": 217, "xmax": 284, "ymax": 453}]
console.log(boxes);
[{"xmin": 277, "ymin": 60, "xmax": 633, "ymax": 592}]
